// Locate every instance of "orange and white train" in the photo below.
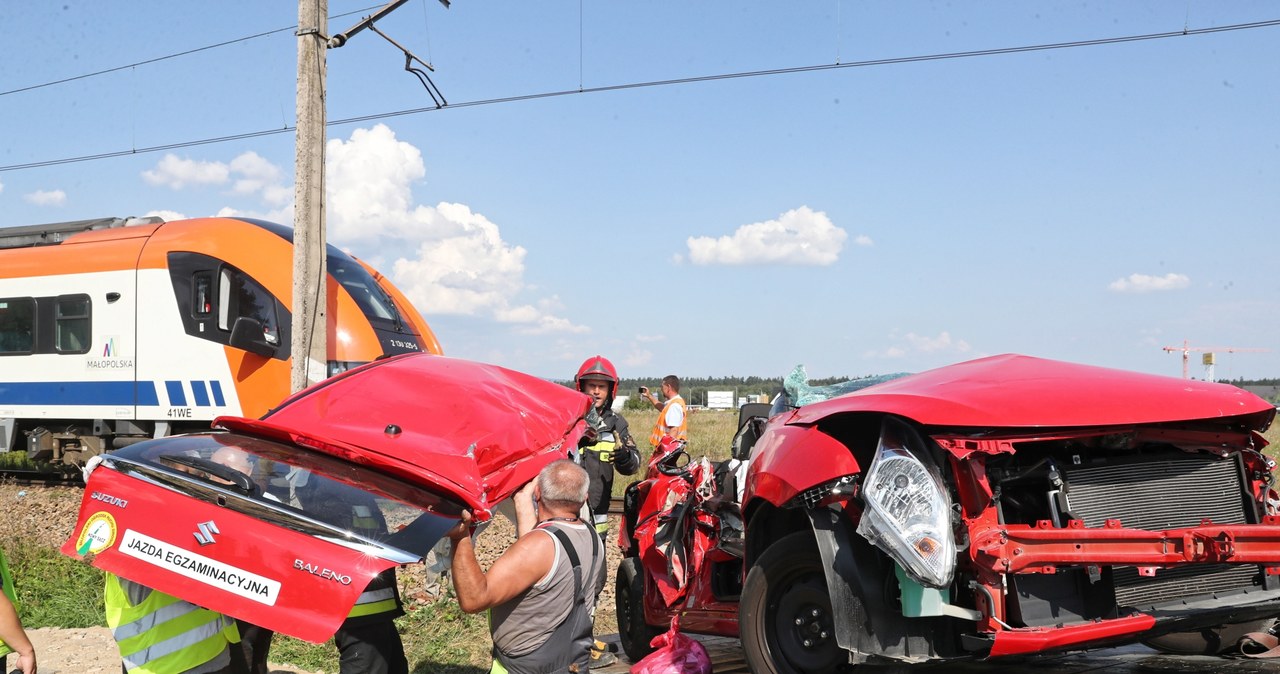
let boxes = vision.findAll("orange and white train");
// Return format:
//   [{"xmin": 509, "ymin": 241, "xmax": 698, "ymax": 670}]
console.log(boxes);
[{"xmin": 0, "ymin": 216, "xmax": 442, "ymax": 464}]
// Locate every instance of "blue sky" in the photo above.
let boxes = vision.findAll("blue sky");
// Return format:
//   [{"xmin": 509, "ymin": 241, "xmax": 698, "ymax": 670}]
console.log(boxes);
[{"xmin": 2, "ymin": 2, "xmax": 1278, "ymax": 381}]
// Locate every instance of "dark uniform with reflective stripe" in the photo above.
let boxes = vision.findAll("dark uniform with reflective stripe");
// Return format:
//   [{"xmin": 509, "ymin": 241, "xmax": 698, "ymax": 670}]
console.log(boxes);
[
  {"xmin": 578, "ymin": 408, "xmax": 639, "ymax": 537},
  {"xmin": 335, "ymin": 500, "xmax": 408, "ymax": 674},
  {"xmin": 301, "ymin": 483, "xmax": 409, "ymax": 674}
]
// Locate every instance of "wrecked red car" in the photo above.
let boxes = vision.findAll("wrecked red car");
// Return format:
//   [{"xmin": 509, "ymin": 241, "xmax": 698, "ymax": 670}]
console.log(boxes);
[
  {"xmin": 618, "ymin": 354, "xmax": 1280, "ymax": 672},
  {"xmin": 62, "ymin": 353, "xmax": 592, "ymax": 642}
]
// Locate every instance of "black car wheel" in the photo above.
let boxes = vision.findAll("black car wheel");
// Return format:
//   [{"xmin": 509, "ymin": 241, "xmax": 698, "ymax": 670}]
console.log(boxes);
[
  {"xmin": 740, "ymin": 532, "xmax": 845, "ymax": 674},
  {"xmin": 616, "ymin": 556, "xmax": 661, "ymax": 662}
]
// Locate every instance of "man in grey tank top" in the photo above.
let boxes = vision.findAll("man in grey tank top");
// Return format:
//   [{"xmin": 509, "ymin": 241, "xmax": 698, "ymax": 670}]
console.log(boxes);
[{"xmin": 447, "ymin": 460, "xmax": 606, "ymax": 673}]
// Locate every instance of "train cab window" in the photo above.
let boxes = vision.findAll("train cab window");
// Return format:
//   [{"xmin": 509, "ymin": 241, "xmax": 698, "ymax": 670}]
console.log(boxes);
[
  {"xmin": 329, "ymin": 256, "xmax": 402, "ymax": 328},
  {"xmin": 218, "ymin": 268, "xmax": 281, "ymax": 346},
  {"xmin": 193, "ymin": 272, "xmax": 213, "ymax": 318},
  {"xmin": 0, "ymin": 297, "xmax": 35, "ymax": 354},
  {"xmin": 54, "ymin": 294, "xmax": 91, "ymax": 353}
]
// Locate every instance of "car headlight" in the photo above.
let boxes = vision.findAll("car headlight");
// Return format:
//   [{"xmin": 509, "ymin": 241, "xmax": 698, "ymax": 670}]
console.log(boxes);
[{"xmin": 856, "ymin": 417, "xmax": 956, "ymax": 587}]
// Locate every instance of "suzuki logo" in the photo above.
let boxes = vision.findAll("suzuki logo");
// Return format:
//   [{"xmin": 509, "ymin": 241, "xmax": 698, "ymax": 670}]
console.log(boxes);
[{"xmin": 193, "ymin": 520, "xmax": 220, "ymax": 546}]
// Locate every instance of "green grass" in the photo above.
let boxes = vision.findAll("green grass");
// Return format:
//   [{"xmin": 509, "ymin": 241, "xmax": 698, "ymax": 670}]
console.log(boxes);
[
  {"xmin": 0, "ymin": 450, "xmax": 40, "ymax": 470},
  {"xmin": 6, "ymin": 542, "xmax": 104, "ymax": 628},
  {"xmin": 1264, "ymin": 421, "xmax": 1280, "ymax": 464},
  {"xmin": 613, "ymin": 408, "xmax": 740, "ymax": 497}
]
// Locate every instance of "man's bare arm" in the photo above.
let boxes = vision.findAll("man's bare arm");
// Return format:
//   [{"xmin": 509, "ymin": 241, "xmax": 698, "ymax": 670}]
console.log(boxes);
[{"xmin": 449, "ymin": 517, "xmax": 554, "ymax": 614}]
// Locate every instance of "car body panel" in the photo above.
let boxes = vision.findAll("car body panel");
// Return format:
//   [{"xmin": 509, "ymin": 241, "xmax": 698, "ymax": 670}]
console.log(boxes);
[
  {"xmin": 63, "ymin": 352, "xmax": 594, "ymax": 642},
  {"xmin": 221, "ymin": 353, "xmax": 594, "ymax": 520},
  {"xmin": 787, "ymin": 354, "xmax": 1276, "ymax": 430},
  {"xmin": 62, "ymin": 466, "xmax": 394, "ymax": 642},
  {"xmin": 743, "ymin": 423, "xmax": 860, "ymax": 508}
]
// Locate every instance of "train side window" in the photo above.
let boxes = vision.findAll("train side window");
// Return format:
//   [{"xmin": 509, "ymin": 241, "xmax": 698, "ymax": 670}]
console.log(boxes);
[
  {"xmin": 218, "ymin": 268, "xmax": 281, "ymax": 346},
  {"xmin": 0, "ymin": 297, "xmax": 35, "ymax": 354},
  {"xmin": 54, "ymin": 294, "xmax": 91, "ymax": 353},
  {"xmin": 193, "ymin": 272, "xmax": 213, "ymax": 318}
]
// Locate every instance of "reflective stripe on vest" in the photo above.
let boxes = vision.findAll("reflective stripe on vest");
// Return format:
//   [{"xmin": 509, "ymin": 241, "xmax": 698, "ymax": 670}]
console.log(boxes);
[
  {"xmin": 581, "ymin": 432, "xmax": 618, "ymax": 462},
  {"xmin": 649, "ymin": 397, "xmax": 689, "ymax": 447},
  {"xmin": 347, "ymin": 585, "xmax": 398, "ymax": 618},
  {"xmin": 105, "ymin": 574, "xmax": 238, "ymax": 674},
  {"xmin": 0, "ymin": 549, "xmax": 15, "ymax": 658}
]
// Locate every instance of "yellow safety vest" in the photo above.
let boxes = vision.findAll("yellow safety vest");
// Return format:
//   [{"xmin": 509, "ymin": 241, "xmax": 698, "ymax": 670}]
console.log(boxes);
[
  {"xmin": 346, "ymin": 568, "xmax": 401, "ymax": 620},
  {"xmin": 0, "ymin": 549, "xmax": 16, "ymax": 658},
  {"xmin": 580, "ymin": 432, "xmax": 618, "ymax": 463},
  {"xmin": 649, "ymin": 396, "xmax": 689, "ymax": 448},
  {"xmin": 105, "ymin": 574, "xmax": 240, "ymax": 674}
]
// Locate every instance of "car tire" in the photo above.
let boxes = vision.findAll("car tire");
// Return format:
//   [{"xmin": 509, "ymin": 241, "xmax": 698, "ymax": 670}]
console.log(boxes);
[
  {"xmin": 616, "ymin": 556, "xmax": 660, "ymax": 662},
  {"xmin": 740, "ymin": 531, "xmax": 845, "ymax": 674},
  {"xmin": 1142, "ymin": 619, "xmax": 1275, "ymax": 655}
]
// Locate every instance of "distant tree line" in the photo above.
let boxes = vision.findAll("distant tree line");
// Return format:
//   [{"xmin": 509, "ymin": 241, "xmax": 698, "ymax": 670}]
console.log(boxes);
[
  {"xmin": 1228, "ymin": 378, "xmax": 1280, "ymax": 387},
  {"xmin": 1226, "ymin": 378, "xmax": 1280, "ymax": 403},
  {"xmin": 554, "ymin": 374, "xmax": 867, "ymax": 410}
]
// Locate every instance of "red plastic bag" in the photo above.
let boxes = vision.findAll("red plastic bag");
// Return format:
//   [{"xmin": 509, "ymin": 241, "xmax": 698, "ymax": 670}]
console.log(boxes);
[{"xmin": 630, "ymin": 616, "xmax": 711, "ymax": 674}]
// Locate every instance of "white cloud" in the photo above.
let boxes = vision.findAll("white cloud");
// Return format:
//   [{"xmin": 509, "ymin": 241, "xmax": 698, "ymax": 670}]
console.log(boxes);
[
  {"xmin": 142, "ymin": 154, "xmax": 230, "ymax": 189},
  {"xmin": 854, "ymin": 234, "xmax": 874, "ymax": 247},
  {"xmin": 144, "ymin": 126, "xmax": 581, "ymax": 334},
  {"xmin": 868, "ymin": 331, "xmax": 971, "ymax": 359},
  {"xmin": 622, "ymin": 349, "xmax": 654, "ymax": 368},
  {"xmin": 1108, "ymin": 272, "xmax": 1191, "ymax": 293},
  {"xmin": 24, "ymin": 189, "xmax": 66, "ymax": 206},
  {"xmin": 141, "ymin": 152, "xmax": 290, "ymax": 208},
  {"xmin": 686, "ymin": 206, "xmax": 848, "ymax": 266},
  {"xmin": 144, "ymin": 209, "xmax": 187, "ymax": 221},
  {"xmin": 904, "ymin": 331, "xmax": 970, "ymax": 353},
  {"xmin": 0, "ymin": 179, "xmax": 5, "ymax": 193},
  {"xmin": 326, "ymin": 124, "xmax": 584, "ymax": 333},
  {"xmin": 228, "ymin": 151, "xmax": 287, "ymax": 204}
]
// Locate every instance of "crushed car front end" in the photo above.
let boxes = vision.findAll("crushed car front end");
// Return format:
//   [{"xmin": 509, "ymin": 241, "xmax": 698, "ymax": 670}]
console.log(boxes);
[{"xmin": 737, "ymin": 354, "xmax": 1280, "ymax": 672}]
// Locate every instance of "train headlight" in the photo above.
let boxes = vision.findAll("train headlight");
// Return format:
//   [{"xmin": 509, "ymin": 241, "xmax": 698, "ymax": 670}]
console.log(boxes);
[{"xmin": 856, "ymin": 417, "xmax": 956, "ymax": 587}]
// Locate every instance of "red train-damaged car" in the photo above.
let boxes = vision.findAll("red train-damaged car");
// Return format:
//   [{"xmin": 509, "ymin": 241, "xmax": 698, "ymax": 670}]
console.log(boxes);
[
  {"xmin": 61, "ymin": 353, "xmax": 593, "ymax": 643},
  {"xmin": 618, "ymin": 354, "xmax": 1280, "ymax": 673}
]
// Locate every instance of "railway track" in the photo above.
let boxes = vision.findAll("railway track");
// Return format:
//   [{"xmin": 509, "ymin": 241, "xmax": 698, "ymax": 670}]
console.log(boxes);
[{"xmin": 0, "ymin": 466, "xmax": 83, "ymax": 487}]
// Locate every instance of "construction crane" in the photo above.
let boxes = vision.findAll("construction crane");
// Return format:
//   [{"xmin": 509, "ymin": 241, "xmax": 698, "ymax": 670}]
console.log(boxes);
[{"xmin": 1161, "ymin": 340, "xmax": 1270, "ymax": 380}]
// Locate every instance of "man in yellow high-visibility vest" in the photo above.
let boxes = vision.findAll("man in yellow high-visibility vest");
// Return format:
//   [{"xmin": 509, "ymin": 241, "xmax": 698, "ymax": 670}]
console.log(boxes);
[{"xmin": 105, "ymin": 573, "xmax": 244, "ymax": 674}]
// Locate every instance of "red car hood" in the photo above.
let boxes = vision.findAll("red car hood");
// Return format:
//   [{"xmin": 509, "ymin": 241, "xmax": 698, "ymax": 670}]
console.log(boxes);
[
  {"xmin": 217, "ymin": 353, "xmax": 593, "ymax": 520},
  {"xmin": 789, "ymin": 354, "xmax": 1276, "ymax": 430}
]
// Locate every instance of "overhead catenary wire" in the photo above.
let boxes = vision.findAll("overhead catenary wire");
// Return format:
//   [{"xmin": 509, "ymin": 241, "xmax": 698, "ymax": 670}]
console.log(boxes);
[
  {"xmin": 1, "ymin": 17, "xmax": 1277, "ymax": 173},
  {"xmin": 0, "ymin": 5, "xmax": 384, "ymax": 98}
]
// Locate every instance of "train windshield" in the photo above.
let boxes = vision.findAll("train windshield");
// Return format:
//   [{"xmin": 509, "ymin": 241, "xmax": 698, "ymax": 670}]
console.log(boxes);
[{"xmin": 327, "ymin": 255, "xmax": 407, "ymax": 332}]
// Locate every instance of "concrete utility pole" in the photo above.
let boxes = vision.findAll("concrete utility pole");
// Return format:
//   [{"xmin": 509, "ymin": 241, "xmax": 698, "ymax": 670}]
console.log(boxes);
[{"xmin": 292, "ymin": 0, "xmax": 329, "ymax": 393}]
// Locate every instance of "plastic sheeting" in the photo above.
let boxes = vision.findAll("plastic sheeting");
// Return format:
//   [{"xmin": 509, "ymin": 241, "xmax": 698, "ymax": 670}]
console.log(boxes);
[{"xmin": 782, "ymin": 364, "xmax": 910, "ymax": 407}]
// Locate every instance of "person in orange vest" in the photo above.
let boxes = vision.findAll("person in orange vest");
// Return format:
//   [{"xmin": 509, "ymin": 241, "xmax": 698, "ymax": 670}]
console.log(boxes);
[{"xmin": 640, "ymin": 375, "xmax": 688, "ymax": 448}]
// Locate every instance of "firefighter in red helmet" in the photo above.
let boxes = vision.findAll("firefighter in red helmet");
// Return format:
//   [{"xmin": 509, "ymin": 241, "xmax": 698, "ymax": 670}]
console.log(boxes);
[
  {"xmin": 575, "ymin": 355, "xmax": 641, "ymax": 536},
  {"xmin": 574, "ymin": 355, "xmax": 640, "ymax": 668}
]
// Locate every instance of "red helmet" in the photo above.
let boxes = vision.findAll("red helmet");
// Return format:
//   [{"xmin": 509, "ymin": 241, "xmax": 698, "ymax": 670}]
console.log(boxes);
[{"xmin": 575, "ymin": 355, "xmax": 619, "ymax": 404}]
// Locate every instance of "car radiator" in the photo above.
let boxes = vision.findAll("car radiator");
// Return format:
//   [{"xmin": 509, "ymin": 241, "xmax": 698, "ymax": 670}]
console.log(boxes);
[{"xmin": 1062, "ymin": 453, "xmax": 1261, "ymax": 609}]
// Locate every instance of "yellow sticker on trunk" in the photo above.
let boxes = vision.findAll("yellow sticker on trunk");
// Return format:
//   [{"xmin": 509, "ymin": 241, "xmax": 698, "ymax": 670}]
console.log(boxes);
[{"xmin": 76, "ymin": 511, "xmax": 118, "ymax": 555}]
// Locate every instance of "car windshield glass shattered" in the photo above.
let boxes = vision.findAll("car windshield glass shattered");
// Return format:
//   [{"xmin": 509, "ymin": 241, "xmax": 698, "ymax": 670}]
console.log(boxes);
[
  {"xmin": 103, "ymin": 432, "xmax": 462, "ymax": 562},
  {"xmin": 780, "ymin": 364, "xmax": 912, "ymax": 407}
]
